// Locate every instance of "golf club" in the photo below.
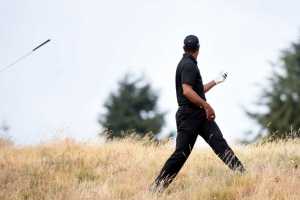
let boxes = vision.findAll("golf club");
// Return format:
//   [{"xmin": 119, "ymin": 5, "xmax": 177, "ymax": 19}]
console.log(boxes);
[{"xmin": 0, "ymin": 39, "xmax": 50, "ymax": 73}]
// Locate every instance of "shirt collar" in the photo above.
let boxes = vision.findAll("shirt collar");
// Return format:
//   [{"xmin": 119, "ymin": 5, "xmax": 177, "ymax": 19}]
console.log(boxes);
[{"xmin": 183, "ymin": 53, "xmax": 197, "ymax": 64}]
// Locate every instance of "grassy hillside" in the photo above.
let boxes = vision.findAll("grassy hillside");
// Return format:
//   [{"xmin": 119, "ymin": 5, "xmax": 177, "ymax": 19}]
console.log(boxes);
[{"xmin": 1, "ymin": 135, "xmax": 300, "ymax": 200}]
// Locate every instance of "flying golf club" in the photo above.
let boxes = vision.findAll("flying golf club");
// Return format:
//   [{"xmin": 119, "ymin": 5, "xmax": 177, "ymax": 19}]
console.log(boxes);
[{"xmin": 0, "ymin": 39, "xmax": 50, "ymax": 73}]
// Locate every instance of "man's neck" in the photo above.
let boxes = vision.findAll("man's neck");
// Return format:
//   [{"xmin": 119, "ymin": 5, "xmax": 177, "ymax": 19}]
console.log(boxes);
[{"xmin": 190, "ymin": 52, "xmax": 198, "ymax": 60}]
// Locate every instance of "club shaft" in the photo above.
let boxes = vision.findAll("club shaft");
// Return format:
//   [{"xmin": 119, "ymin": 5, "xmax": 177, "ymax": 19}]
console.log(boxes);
[
  {"xmin": 0, "ymin": 39, "xmax": 50, "ymax": 73},
  {"xmin": 0, "ymin": 51, "xmax": 33, "ymax": 73}
]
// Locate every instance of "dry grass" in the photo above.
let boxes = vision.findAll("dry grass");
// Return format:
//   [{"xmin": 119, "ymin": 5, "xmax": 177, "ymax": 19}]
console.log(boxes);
[{"xmin": 1, "ymin": 135, "xmax": 300, "ymax": 200}]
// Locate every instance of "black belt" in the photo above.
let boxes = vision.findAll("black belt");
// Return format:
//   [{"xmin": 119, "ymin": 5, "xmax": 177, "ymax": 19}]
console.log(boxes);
[{"xmin": 179, "ymin": 104, "xmax": 204, "ymax": 109}]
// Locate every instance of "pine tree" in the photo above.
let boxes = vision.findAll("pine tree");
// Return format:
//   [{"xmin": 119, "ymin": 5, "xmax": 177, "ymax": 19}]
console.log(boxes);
[
  {"xmin": 248, "ymin": 35, "xmax": 300, "ymax": 139},
  {"xmin": 99, "ymin": 74, "xmax": 166, "ymax": 139}
]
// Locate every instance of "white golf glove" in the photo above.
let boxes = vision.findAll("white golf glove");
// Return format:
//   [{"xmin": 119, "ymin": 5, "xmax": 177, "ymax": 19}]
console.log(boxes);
[{"xmin": 214, "ymin": 70, "xmax": 228, "ymax": 85}]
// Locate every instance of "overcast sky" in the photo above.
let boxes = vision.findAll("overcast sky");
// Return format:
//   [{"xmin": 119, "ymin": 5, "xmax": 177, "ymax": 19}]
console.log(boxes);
[{"xmin": 1, "ymin": 0, "xmax": 300, "ymax": 145}]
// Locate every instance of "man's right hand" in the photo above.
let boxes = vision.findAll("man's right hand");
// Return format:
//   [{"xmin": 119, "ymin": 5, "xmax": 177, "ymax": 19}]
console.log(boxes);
[
  {"xmin": 204, "ymin": 103, "xmax": 216, "ymax": 121},
  {"xmin": 182, "ymin": 84, "xmax": 216, "ymax": 120}
]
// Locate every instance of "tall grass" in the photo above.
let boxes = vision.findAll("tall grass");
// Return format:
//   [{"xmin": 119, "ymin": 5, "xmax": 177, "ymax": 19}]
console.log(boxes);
[{"xmin": 1, "ymin": 134, "xmax": 300, "ymax": 200}]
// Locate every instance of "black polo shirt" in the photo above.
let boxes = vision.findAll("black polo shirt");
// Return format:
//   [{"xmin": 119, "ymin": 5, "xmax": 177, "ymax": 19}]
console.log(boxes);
[{"xmin": 175, "ymin": 53, "xmax": 206, "ymax": 106}]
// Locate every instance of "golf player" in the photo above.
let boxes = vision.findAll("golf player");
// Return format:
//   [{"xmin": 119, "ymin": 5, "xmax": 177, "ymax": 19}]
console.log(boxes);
[{"xmin": 151, "ymin": 35, "xmax": 245, "ymax": 192}]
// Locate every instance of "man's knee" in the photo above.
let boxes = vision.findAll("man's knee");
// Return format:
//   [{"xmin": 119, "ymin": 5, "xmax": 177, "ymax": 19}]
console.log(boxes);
[{"xmin": 172, "ymin": 149, "xmax": 191, "ymax": 160}]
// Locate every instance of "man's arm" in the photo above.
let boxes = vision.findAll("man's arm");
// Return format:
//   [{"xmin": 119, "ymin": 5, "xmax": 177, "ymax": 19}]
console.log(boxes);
[
  {"xmin": 204, "ymin": 80, "xmax": 216, "ymax": 93},
  {"xmin": 182, "ymin": 84, "xmax": 216, "ymax": 121}
]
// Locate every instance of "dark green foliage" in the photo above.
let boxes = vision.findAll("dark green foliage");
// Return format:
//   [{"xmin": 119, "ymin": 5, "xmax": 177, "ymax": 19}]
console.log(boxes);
[
  {"xmin": 248, "ymin": 35, "xmax": 300, "ymax": 139},
  {"xmin": 99, "ymin": 74, "xmax": 166, "ymax": 139}
]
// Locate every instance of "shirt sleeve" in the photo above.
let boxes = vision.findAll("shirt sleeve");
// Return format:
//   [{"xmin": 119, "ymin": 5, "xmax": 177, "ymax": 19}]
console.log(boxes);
[{"xmin": 181, "ymin": 62, "xmax": 197, "ymax": 86}]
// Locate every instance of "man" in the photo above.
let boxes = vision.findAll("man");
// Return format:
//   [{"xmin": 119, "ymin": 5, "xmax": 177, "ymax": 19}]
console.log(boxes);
[{"xmin": 151, "ymin": 35, "xmax": 245, "ymax": 192}]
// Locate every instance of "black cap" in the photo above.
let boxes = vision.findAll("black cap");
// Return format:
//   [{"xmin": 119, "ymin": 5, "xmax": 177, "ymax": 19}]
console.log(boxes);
[{"xmin": 184, "ymin": 35, "xmax": 199, "ymax": 49}]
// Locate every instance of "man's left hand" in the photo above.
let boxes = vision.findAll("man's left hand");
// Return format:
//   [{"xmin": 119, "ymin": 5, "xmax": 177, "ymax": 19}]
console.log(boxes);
[{"xmin": 214, "ymin": 70, "xmax": 228, "ymax": 85}]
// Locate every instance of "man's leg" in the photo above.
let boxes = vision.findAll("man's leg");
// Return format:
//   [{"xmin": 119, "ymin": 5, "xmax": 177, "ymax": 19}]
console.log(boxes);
[
  {"xmin": 153, "ymin": 130, "xmax": 198, "ymax": 189},
  {"xmin": 200, "ymin": 120, "xmax": 245, "ymax": 172},
  {"xmin": 152, "ymin": 108, "xmax": 203, "ymax": 190}
]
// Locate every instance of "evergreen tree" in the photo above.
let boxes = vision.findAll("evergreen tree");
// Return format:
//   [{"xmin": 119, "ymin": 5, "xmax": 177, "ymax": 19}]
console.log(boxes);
[
  {"xmin": 99, "ymin": 74, "xmax": 166, "ymax": 139},
  {"xmin": 248, "ymin": 35, "xmax": 300, "ymax": 139}
]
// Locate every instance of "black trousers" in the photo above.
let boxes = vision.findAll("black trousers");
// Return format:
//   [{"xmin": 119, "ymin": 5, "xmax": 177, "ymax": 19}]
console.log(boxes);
[{"xmin": 154, "ymin": 106, "xmax": 245, "ymax": 189}]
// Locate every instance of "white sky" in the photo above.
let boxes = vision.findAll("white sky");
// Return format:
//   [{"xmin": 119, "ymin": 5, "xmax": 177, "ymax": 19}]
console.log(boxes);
[{"xmin": 0, "ymin": 0, "xmax": 300, "ymax": 145}]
